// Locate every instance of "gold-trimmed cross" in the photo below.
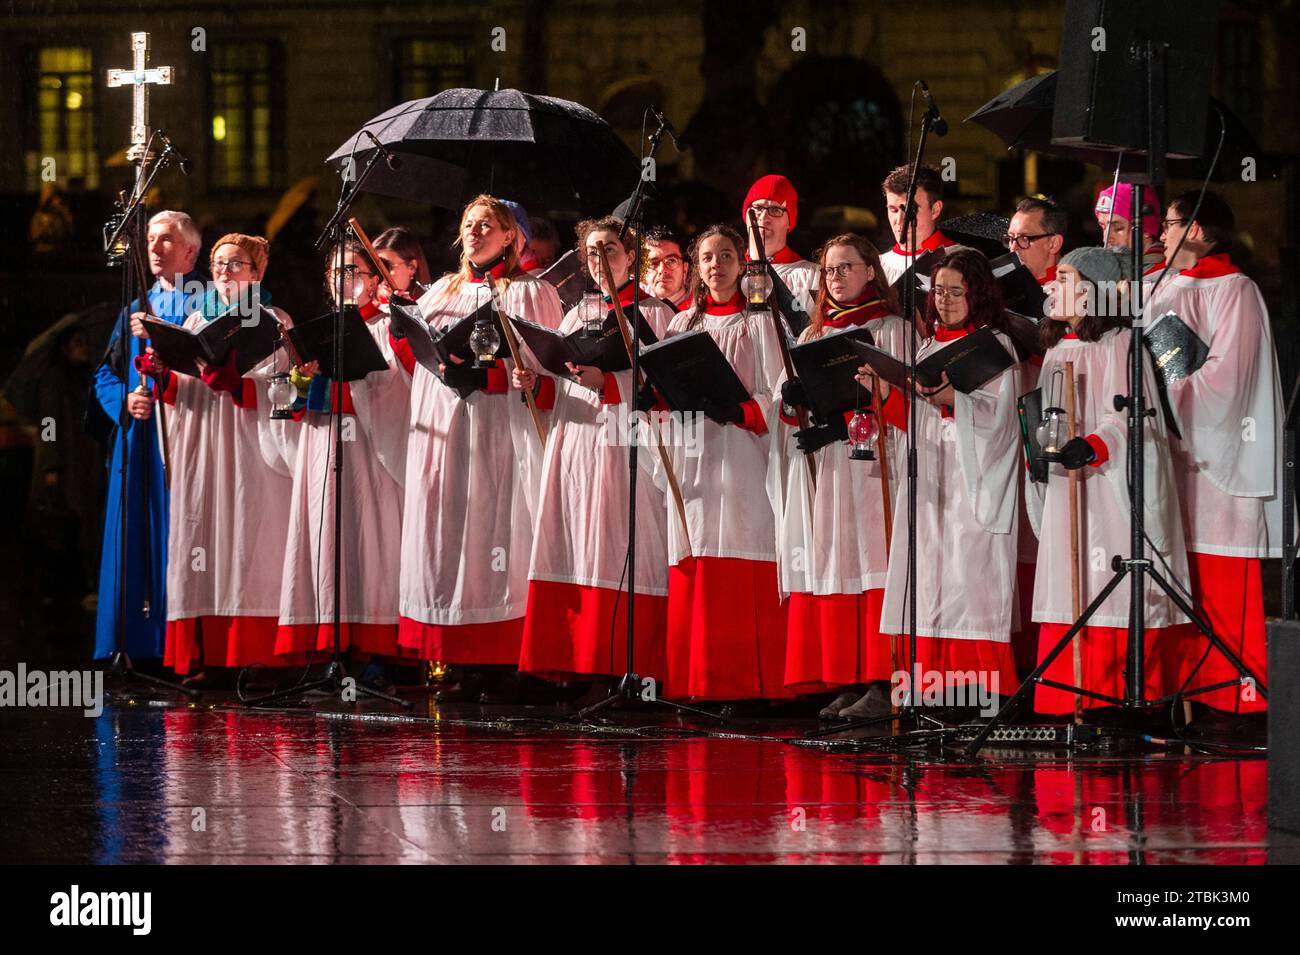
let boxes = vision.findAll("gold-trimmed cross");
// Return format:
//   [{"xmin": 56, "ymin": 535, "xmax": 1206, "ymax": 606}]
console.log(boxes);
[{"xmin": 106, "ymin": 32, "xmax": 172, "ymax": 171}]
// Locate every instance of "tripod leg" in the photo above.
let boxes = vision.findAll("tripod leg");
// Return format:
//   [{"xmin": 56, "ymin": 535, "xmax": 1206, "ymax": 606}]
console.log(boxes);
[
  {"xmin": 1148, "ymin": 566, "xmax": 1268, "ymax": 701},
  {"xmin": 964, "ymin": 568, "xmax": 1129, "ymax": 758}
]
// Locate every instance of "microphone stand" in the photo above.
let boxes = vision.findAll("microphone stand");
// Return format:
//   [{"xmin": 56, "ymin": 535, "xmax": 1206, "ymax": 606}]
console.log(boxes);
[
  {"xmin": 965, "ymin": 42, "xmax": 1264, "ymax": 756},
  {"xmin": 102, "ymin": 136, "xmax": 196, "ymax": 699},
  {"xmin": 576, "ymin": 107, "xmax": 726, "ymax": 724},
  {"xmin": 246, "ymin": 145, "xmax": 410, "ymax": 712}
]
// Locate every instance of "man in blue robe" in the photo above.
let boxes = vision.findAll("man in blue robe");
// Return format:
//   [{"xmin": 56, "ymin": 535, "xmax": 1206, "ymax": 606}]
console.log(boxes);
[{"xmin": 92, "ymin": 210, "xmax": 205, "ymax": 662}]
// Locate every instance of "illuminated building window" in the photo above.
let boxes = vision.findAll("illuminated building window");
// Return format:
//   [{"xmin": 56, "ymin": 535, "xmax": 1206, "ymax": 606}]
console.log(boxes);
[
  {"xmin": 209, "ymin": 41, "xmax": 283, "ymax": 189},
  {"xmin": 24, "ymin": 46, "xmax": 98, "ymax": 191},
  {"xmin": 394, "ymin": 37, "xmax": 471, "ymax": 102}
]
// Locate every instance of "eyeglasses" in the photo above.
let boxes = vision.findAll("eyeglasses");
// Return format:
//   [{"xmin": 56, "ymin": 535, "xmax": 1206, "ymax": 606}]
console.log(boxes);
[
  {"xmin": 932, "ymin": 286, "xmax": 967, "ymax": 299},
  {"xmin": 1001, "ymin": 233, "xmax": 1053, "ymax": 250},
  {"xmin": 1160, "ymin": 218, "xmax": 1187, "ymax": 231},
  {"xmin": 749, "ymin": 203, "xmax": 788, "ymax": 219},
  {"xmin": 821, "ymin": 262, "xmax": 864, "ymax": 278},
  {"xmin": 212, "ymin": 259, "xmax": 252, "ymax": 275},
  {"xmin": 647, "ymin": 254, "xmax": 683, "ymax": 271},
  {"xmin": 329, "ymin": 267, "xmax": 377, "ymax": 279}
]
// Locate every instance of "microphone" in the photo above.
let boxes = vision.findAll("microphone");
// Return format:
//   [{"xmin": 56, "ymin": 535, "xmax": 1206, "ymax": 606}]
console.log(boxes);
[
  {"xmin": 918, "ymin": 81, "xmax": 948, "ymax": 137},
  {"xmin": 155, "ymin": 129, "xmax": 193, "ymax": 175},
  {"xmin": 362, "ymin": 129, "xmax": 401, "ymax": 169},
  {"xmin": 651, "ymin": 107, "xmax": 688, "ymax": 152}
]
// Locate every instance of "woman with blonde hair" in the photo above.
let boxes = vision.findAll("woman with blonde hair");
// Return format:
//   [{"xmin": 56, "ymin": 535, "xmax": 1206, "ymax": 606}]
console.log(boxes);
[{"xmin": 396, "ymin": 195, "xmax": 564, "ymax": 673}]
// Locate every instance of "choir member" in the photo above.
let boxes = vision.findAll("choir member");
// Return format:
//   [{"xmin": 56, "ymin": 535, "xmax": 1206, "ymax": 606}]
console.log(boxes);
[
  {"xmin": 1095, "ymin": 183, "xmax": 1165, "ymax": 278},
  {"xmin": 871, "ymin": 249, "xmax": 1023, "ymax": 701},
  {"xmin": 1025, "ymin": 247, "xmax": 1189, "ymax": 714},
  {"xmin": 1006, "ymin": 196, "xmax": 1067, "ymax": 285},
  {"xmin": 1151, "ymin": 190, "xmax": 1280, "ymax": 717},
  {"xmin": 644, "ymin": 225, "xmax": 694, "ymax": 311},
  {"xmin": 742, "ymin": 174, "xmax": 819, "ymax": 311},
  {"xmin": 274, "ymin": 240, "xmax": 412, "ymax": 661},
  {"xmin": 524, "ymin": 217, "xmax": 560, "ymax": 273},
  {"xmin": 878, "ymin": 164, "xmax": 957, "ymax": 285},
  {"xmin": 94, "ymin": 210, "xmax": 204, "ymax": 663},
  {"xmin": 144, "ymin": 234, "xmax": 297, "ymax": 683},
  {"xmin": 771, "ymin": 234, "xmax": 908, "ymax": 719},
  {"xmin": 653, "ymin": 224, "xmax": 790, "ymax": 701},
  {"xmin": 373, "ymin": 226, "xmax": 431, "ymax": 305},
  {"xmin": 397, "ymin": 195, "xmax": 564, "ymax": 670},
  {"xmin": 514, "ymin": 216, "xmax": 677, "ymax": 682}
]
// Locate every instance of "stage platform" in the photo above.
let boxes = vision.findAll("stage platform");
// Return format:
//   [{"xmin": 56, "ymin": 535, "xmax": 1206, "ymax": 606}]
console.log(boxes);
[{"xmin": 0, "ymin": 691, "xmax": 1286, "ymax": 864}]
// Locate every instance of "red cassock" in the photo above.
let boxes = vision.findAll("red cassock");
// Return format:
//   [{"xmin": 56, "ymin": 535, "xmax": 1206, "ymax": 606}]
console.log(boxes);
[
  {"xmin": 651, "ymin": 293, "xmax": 791, "ymax": 700},
  {"xmin": 1147, "ymin": 253, "xmax": 1281, "ymax": 713},
  {"xmin": 517, "ymin": 283, "xmax": 677, "ymax": 681}
]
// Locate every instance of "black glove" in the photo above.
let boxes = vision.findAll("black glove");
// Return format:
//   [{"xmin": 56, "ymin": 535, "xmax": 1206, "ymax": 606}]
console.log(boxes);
[
  {"xmin": 700, "ymin": 396, "xmax": 744, "ymax": 425},
  {"xmin": 636, "ymin": 381, "xmax": 659, "ymax": 413},
  {"xmin": 441, "ymin": 361, "xmax": 489, "ymax": 394},
  {"xmin": 1059, "ymin": 435, "xmax": 1097, "ymax": 470},
  {"xmin": 780, "ymin": 377, "xmax": 808, "ymax": 410},
  {"xmin": 795, "ymin": 415, "xmax": 848, "ymax": 453}
]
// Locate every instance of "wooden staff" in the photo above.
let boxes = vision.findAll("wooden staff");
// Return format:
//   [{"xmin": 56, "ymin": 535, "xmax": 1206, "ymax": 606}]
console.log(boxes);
[
  {"xmin": 347, "ymin": 216, "xmax": 399, "ymax": 291},
  {"xmin": 747, "ymin": 209, "xmax": 816, "ymax": 489},
  {"xmin": 1064, "ymin": 359, "xmax": 1084, "ymax": 725},
  {"xmin": 483, "ymin": 271, "xmax": 548, "ymax": 446},
  {"xmin": 872, "ymin": 376, "xmax": 898, "ymax": 714},
  {"xmin": 596, "ymin": 246, "xmax": 692, "ymax": 557}
]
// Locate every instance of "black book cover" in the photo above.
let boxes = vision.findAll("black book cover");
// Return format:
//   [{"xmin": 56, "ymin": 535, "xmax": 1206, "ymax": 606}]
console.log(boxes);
[
  {"xmin": 767, "ymin": 266, "xmax": 810, "ymax": 337},
  {"xmin": 1002, "ymin": 310, "xmax": 1046, "ymax": 361},
  {"xmin": 790, "ymin": 325, "xmax": 876, "ymax": 422},
  {"xmin": 638, "ymin": 329, "xmax": 750, "ymax": 415},
  {"xmin": 888, "ymin": 248, "xmax": 945, "ymax": 304},
  {"xmin": 990, "ymin": 252, "xmax": 1048, "ymax": 320},
  {"xmin": 848, "ymin": 325, "xmax": 1013, "ymax": 395},
  {"xmin": 538, "ymin": 249, "xmax": 588, "ymax": 312},
  {"xmin": 386, "ymin": 298, "xmax": 487, "ymax": 398},
  {"xmin": 1143, "ymin": 310, "xmax": 1208, "ymax": 441},
  {"xmin": 511, "ymin": 307, "xmax": 660, "ymax": 378},
  {"xmin": 143, "ymin": 309, "xmax": 281, "ymax": 378},
  {"xmin": 1017, "ymin": 387, "xmax": 1050, "ymax": 483},
  {"xmin": 285, "ymin": 306, "xmax": 390, "ymax": 382}
]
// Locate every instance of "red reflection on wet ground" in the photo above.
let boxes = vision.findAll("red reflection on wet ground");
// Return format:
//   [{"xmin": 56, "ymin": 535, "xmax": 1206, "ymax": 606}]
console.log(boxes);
[{"xmin": 0, "ymin": 703, "xmax": 1271, "ymax": 864}]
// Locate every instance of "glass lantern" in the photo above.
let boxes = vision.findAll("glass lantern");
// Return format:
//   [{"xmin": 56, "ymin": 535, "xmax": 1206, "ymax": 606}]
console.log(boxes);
[
  {"xmin": 848, "ymin": 408, "xmax": 878, "ymax": 460},
  {"xmin": 469, "ymin": 315, "xmax": 500, "ymax": 368},
  {"xmin": 740, "ymin": 262, "xmax": 773, "ymax": 311},
  {"xmin": 267, "ymin": 372, "xmax": 297, "ymax": 420},
  {"xmin": 1036, "ymin": 368, "xmax": 1068, "ymax": 461},
  {"xmin": 579, "ymin": 291, "xmax": 605, "ymax": 337}
]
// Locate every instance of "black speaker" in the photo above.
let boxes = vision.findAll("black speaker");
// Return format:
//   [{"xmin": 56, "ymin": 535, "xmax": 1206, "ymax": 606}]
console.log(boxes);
[
  {"xmin": 1053, "ymin": 0, "xmax": 1217, "ymax": 159},
  {"xmin": 1268, "ymin": 618, "xmax": 1300, "ymax": 836}
]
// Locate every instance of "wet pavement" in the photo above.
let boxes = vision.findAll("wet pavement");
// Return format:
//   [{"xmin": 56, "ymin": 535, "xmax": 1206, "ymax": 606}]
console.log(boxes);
[{"xmin": 0, "ymin": 691, "xmax": 1280, "ymax": 864}]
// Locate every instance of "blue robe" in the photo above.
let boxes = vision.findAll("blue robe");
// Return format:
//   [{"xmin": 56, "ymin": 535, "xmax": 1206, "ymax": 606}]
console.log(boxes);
[{"xmin": 93, "ymin": 273, "xmax": 205, "ymax": 660}]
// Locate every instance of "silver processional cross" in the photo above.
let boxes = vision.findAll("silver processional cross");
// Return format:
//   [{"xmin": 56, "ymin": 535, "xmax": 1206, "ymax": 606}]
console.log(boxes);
[{"xmin": 106, "ymin": 32, "xmax": 172, "ymax": 195}]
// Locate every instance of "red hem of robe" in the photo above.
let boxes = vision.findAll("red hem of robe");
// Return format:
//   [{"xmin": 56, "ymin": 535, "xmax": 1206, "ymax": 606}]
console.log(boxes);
[
  {"xmin": 785, "ymin": 589, "xmax": 891, "ymax": 692},
  {"xmin": 1032, "ymin": 622, "xmax": 1185, "ymax": 714},
  {"xmin": 274, "ymin": 621, "xmax": 414, "ymax": 660},
  {"xmin": 519, "ymin": 579, "xmax": 667, "ymax": 682},
  {"xmin": 165, "ymin": 615, "xmax": 307, "ymax": 675},
  {"xmin": 397, "ymin": 615, "xmax": 523, "ymax": 665},
  {"xmin": 883, "ymin": 634, "xmax": 1019, "ymax": 698},
  {"xmin": 1175, "ymin": 552, "xmax": 1268, "ymax": 713},
  {"xmin": 665, "ymin": 556, "xmax": 792, "ymax": 701}
]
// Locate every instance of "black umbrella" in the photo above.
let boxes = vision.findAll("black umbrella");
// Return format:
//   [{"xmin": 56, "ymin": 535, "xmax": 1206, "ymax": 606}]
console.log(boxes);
[
  {"xmin": 940, "ymin": 212, "xmax": 1013, "ymax": 259},
  {"xmin": 325, "ymin": 88, "xmax": 640, "ymax": 214},
  {"xmin": 966, "ymin": 71, "xmax": 1275, "ymax": 182}
]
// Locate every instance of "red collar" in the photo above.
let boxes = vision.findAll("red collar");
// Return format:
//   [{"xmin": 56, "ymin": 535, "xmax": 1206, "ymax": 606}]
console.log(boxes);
[
  {"xmin": 603, "ymin": 280, "xmax": 644, "ymax": 308},
  {"xmin": 1061, "ymin": 330, "xmax": 1079, "ymax": 340},
  {"xmin": 1180, "ymin": 252, "xmax": 1240, "ymax": 279},
  {"xmin": 465, "ymin": 257, "xmax": 512, "ymax": 284},
  {"xmin": 359, "ymin": 301, "xmax": 381, "ymax": 320},
  {"xmin": 824, "ymin": 297, "xmax": 888, "ymax": 329},
  {"xmin": 704, "ymin": 291, "xmax": 745, "ymax": 315},
  {"xmin": 1038, "ymin": 264, "xmax": 1058, "ymax": 286},
  {"xmin": 934, "ymin": 322, "xmax": 971, "ymax": 342},
  {"xmin": 745, "ymin": 245, "xmax": 802, "ymax": 265},
  {"xmin": 892, "ymin": 231, "xmax": 954, "ymax": 257}
]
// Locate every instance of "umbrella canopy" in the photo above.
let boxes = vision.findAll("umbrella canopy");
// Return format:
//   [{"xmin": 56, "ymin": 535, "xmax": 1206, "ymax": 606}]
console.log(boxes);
[
  {"xmin": 966, "ymin": 71, "xmax": 1275, "ymax": 182},
  {"xmin": 940, "ymin": 212, "xmax": 1013, "ymax": 259},
  {"xmin": 3, "ymin": 303, "xmax": 118, "ymax": 425},
  {"xmin": 325, "ymin": 88, "xmax": 641, "ymax": 215}
]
